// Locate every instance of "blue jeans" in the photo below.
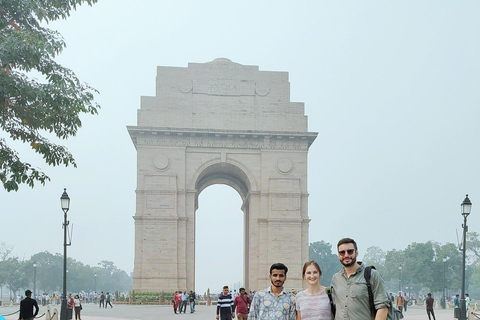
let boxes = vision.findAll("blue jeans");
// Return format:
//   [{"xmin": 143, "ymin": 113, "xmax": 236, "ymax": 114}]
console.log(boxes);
[{"xmin": 190, "ymin": 301, "xmax": 195, "ymax": 313}]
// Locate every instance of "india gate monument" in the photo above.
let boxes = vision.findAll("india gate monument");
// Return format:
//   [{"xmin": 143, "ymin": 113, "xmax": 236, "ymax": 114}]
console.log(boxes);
[{"xmin": 127, "ymin": 58, "xmax": 317, "ymax": 293}]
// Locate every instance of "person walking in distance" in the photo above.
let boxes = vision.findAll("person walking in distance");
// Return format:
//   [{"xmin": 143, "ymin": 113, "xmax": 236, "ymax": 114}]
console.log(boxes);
[
  {"xmin": 396, "ymin": 292, "xmax": 405, "ymax": 314},
  {"xmin": 105, "ymin": 292, "xmax": 113, "ymax": 308},
  {"xmin": 295, "ymin": 261, "xmax": 333, "ymax": 320},
  {"xmin": 19, "ymin": 290, "xmax": 39, "ymax": 320},
  {"xmin": 188, "ymin": 290, "xmax": 196, "ymax": 313},
  {"xmin": 426, "ymin": 293, "xmax": 436, "ymax": 320},
  {"xmin": 217, "ymin": 286, "xmax": 235, "ymax": 320},
  {"xmin": 99, "ymin": 292, "xmax": 105, "ymax": 308},
  {"xmin": 234, "ymin": 288, "xmax": 251, "ymax": 320},
  {"xmin": 331, "ymin": 238, "xmax": 390, "ymax": 320},
  {"xmin": 248, "ymin": 263, "xmax": 296, "ymax": 320}
]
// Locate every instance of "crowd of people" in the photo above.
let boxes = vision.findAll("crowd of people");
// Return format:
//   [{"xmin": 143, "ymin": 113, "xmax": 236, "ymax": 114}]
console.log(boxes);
[
  {"xmin": 172, "ymin": 290, "xmax": 197, "ymax": 314},
  {"xmin": 16, "ymin": 290, "xmax": 117, "ymax": 320}
]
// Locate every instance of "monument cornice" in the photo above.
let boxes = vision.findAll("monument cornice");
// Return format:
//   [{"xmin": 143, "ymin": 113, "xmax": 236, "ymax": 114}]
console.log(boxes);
[{"xmin": 127, "ymin": 126, "xmax": 317, "ymax": 150}]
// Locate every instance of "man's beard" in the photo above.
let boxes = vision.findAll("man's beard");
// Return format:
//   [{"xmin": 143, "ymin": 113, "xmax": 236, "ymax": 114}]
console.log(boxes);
[
  {"xmin": 341, "ymin": 256, "xmax": 356, "ymax": 267},
  {"xmin": 271, "ymin": 279, "xmax": 284, "ymax": 288}
]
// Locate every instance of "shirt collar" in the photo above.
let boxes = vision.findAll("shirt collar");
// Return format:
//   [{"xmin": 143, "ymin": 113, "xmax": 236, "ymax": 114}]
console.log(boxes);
[{"xmin": 266, "ymin": 286, "xmax": 287, "ymax": 296}]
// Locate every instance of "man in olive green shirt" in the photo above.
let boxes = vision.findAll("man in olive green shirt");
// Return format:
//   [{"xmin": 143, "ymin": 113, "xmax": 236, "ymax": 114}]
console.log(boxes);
[{"xmin": 331, "ymin": 238, "xmax": 390, "ymax": 320}]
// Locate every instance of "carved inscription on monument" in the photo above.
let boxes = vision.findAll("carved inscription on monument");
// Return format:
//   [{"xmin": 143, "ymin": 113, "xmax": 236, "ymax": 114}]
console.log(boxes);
[{"xmin": 193, "ymin": 79, "xmax": 255, "ymax": 96}]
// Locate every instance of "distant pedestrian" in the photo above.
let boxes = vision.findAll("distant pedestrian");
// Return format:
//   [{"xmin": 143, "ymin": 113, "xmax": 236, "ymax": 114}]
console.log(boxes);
[
  {"xmin": 426, "ymin": 293, "xmax": 436, "ymax": 320},
  {"xmin": 188, "ymin": 290, "xmax": 196, "ymax": 313},
  {"xmin": 216, "ymin": 285, "xmax": 235, "ymax": 320},
  {"xmin": 99, "ymin": 292, "xmax": 105, "ymax": 308},
  {"xmin": 180, "ymin": 291, "xmax": 188, "ymax": 313},
  {"xmin": 396, "ymin": 292, "xmax": 405, "ymax": 313},
  {"xmin": 73, "ymin": 295, "xmax": 82, "ymax": 320},
  {"xmin": 234, "ymin": 288, "xmax": 251, "ymax": 320},
  {"xmin": 19, "ymin": 290, "xmax": 39, "ymax": 320},
  {"xmin": 105, "ymin": 292, "xmax": 113, "ymax": 308},
  {"xmin": 173, "ymin": 291, "xmax": 181, "ymax": 314},
  {"xmin": 67, "ymin": 293, "xmax": 75, "ymax": 319}
]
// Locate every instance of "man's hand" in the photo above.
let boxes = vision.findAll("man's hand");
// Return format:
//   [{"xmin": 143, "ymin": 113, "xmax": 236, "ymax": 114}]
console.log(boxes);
[
  {"xmin": 232, "ymin": 312, "xmax": 236, "ymax": 318},
  {"xmin": 216, "ymin": 315, "xmax": 219, "ymax": 320}
]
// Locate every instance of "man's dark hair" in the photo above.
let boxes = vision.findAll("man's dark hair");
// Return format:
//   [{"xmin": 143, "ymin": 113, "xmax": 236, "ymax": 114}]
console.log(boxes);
[
  {"xmin": 270, "ymin": 263, "xmax": 288, "ymax": 275},
  {"xmin": 25, "ymin": 290, "xmax": 32, "ymax": 296},
  {"xmin": 239, "ymin": 287, "xmax": 245, "ymax": 292},
  {"xmin": 337, "ymin": 237, "xmax": 358, "ymax": 250},
  {"xmin": 223, "ymin": 285, "xmax": 229, "ymax": 289}
]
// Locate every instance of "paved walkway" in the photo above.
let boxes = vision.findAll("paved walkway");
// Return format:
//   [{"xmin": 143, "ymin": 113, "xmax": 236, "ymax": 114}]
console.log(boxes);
[{"xmin": 0, "ymin": 303, "xmax": 464, "ymax": 320}]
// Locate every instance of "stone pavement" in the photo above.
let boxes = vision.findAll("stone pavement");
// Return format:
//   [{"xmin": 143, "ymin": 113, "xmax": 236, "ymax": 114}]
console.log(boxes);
[{"xmin": 0, "ymin": 302, "xmax": 463, "ymax": 320}]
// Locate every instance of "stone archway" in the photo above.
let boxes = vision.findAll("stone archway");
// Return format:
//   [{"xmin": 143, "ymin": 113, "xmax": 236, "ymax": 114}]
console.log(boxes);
[{"xmin": 128, "ymin": 58, "xmax": 317, "ymax": 293}]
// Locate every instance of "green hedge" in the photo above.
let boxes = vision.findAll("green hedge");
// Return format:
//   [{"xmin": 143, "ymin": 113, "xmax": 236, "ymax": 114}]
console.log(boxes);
[{"xmin": 129, "ymin": 291, "xmax": 175, "ymax": 304}]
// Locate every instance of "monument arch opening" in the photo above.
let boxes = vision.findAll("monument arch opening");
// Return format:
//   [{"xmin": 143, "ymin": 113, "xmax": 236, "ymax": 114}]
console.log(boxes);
[
  {"xmin": 194, "ymin": 162, "xmax": 252, "ymax": 293},
  {"xmin": 195, "ymin": 184, "xmax": 244, "ymax": 295},
  {"xmin": 128, "ymin": 58, "xmax": 317, "ymax": 293}
]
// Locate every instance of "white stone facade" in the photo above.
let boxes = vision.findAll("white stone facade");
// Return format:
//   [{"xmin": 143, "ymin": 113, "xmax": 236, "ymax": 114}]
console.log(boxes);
[{"xmin": 128, "ymin": 58, "xmax": 317, "ymax": 293}]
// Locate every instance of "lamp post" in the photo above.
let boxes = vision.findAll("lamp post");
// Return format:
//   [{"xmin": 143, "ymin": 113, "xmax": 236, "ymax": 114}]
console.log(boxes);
[
  {"xmin": 460, "ymin": 194, "xmax": 472, "ymax": 320},
  {"xmin": 33, "ymin": 261, "xmax": 37, "ymax": 299},
  {"xmin": 60, "ymin": 189, "xmax": 70, "ymax": 320},
  {"xmin": 95, "ymin": 274, "xmax": 97, "ymax": 293},
  {"xmin": 398, "ymin": 266, "xmax": 402, "ymax": 292},
  {"xmin": 443, "ymin": 257, "xmax": 448, "ymax": 309}
]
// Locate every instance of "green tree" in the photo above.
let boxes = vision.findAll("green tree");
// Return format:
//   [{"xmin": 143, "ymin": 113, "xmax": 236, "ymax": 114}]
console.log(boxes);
[
  {"xmin": 363, "ymin": 246, "xmax": 387, "ymax": 276},
  {"xmin": 30, "ymin": 251, "xmax": 63, "ymax": 293},
  {"xmin": 0, "ymin": 0, "xmax": 100, "ymax": 191},
  {"xmin": 309, "ymin": 241, "xmax": 339, "ymax": 286},
  {"xmin": 0, "ymin": 257, "xmax": 29, "ymax": 296}
]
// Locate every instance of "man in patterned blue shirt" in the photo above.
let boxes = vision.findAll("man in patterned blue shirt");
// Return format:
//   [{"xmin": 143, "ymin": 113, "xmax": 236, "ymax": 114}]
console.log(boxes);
[{"xmin": 248, "ymin": 263, "xmax": 296, "ymax": 320}]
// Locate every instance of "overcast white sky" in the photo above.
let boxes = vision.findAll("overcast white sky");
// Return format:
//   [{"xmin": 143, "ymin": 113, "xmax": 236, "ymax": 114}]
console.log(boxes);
[{"xmin": 2, "ymin": 1, "xmax": 480, "ymax": 295}]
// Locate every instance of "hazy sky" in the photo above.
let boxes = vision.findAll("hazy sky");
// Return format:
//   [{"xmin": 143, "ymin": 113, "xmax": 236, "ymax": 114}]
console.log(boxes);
[{"xmin": 2, "ymin": 1, "xmax": 480, "ymax": 295}]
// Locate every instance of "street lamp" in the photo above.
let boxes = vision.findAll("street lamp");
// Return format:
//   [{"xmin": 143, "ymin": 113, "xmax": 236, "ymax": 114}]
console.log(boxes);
[
  {"xmin": 443, "ymin": 257, "xmax": 448, "ymax": 309},
  {"xmin": 60, "ymin": 189, "xmax": 70, "ymax": 320},
  {"xmin": 460, "ymin": 194, "xmax": 472, "ymax": 320},
  {"xmin": 95, "ymin": 274, "xmax": 97, "ymax": 293},
  {"xmin": 33, "ymin": 261, "xmax": 37, "ymax": 299},
  {"xmin": 398, "ymin": 266, "xmax": 402, "ymax": 292}
]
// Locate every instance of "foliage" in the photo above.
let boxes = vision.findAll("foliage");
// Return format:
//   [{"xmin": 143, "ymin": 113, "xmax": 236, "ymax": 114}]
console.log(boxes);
[
  {"xmin": 363, "ymin": 246, "xmax": 387, "ymax": 276},
  {"xmin": 129, "ymin": 291, "xmax": 165, "ymax": 304},
  {"xmin": 0, "ymin": 251, "xmax": 131, "ymax": 295},
  {"xmin": 0, "ymin": 0, "xmax": 100, "ymax": 191},
  {"xmin": 308, "ymin": 241, "xmax": 339, "ymax": 286},
  {"xmin": 0, "ymin": 257, "xmax": 29, "ymax": 295}
]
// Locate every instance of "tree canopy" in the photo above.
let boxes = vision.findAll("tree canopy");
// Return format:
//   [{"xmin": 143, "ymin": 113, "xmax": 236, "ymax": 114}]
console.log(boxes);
[
  {"xmin": 0, "ymin": 0, "xmax": 99, "ymax": 191},
  {"xmin": 0, "ymin": 250, "xmax": 132, "ymax": 295}
]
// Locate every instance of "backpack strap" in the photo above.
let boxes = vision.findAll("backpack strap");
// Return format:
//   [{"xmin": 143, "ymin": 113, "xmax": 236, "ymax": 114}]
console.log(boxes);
[
  {"xmin": 364, "ymin": 266, "xmax": 376, "ymax": 317},
  {"xmin": 325, "ymin": 286, "xmax": 336, "ymax": 317}
]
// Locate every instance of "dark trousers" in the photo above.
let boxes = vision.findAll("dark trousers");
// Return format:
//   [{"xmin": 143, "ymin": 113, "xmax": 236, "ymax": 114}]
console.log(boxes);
[
  {"xmin": 427, "ymin": 309, "xmax": 436, "ymax": 320},
  {"xmin": 74, "ymin": 306, "xmax": 81, "ymax": 320}
]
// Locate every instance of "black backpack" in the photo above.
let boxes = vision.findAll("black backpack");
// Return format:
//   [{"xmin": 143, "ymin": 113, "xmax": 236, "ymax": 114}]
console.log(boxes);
[{"xmin": 364, "ymin": 266, "xmax": 403, "ymax": 320}]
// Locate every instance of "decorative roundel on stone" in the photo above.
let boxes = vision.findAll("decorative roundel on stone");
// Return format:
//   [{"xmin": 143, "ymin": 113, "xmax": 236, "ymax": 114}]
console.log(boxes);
[
  {"xmin": 177, "ymin": 79, "xmax": 193, "ymax": 93},
  {"xmin": 153, "ymin": 153, "xmax": 170, "ymax": 171},
  {"xmin": 255, "ymin": 82, "xmax": 270, "ymax": 96},
  {"xmin": 276, "ymin": 158, "xmax": 293, "ymax": 174}
]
